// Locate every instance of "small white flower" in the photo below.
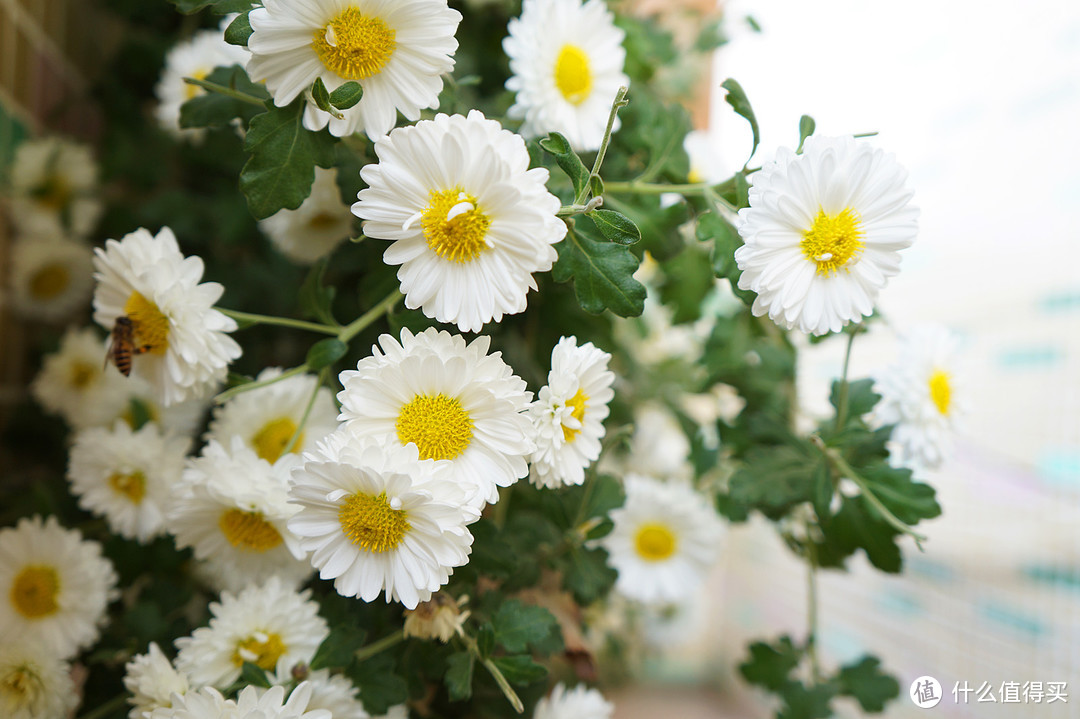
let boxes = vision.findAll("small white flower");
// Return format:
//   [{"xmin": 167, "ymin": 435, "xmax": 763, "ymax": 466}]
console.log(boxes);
[
  {"xmin": 534, "ymin": 683, "xmax": 613, "ymax": 719},
  {"xmin": 92, "ymin": 226, "xmax": 242, "ymax": 406},
  {"xmin": 8, "ymin": 236, "xmax": 94, "ymax": 321},
  {"xmin": 31, "ymin": 326, "xmax": 132, "ymax": 429},
  {"xmin": 337, "ymin": 327, "xmax": 534, "ymax": 511},
  {"xmin": 155, "ymin": 26, "xmax": 250, "ymax": 139},
  {"xmin": 288, "ymin": 433, "xmax": 474, "ymax": 609},
  {"xmin": 0, "ymin": 642, "xmax": 78, "ymax": 719},
  {"xmin": 149, "ymin": 682, "xmax": 330, "ymax": 719},
  {"xmin": 9, "ymin": 136, "xmax": 102, "ymax": 239},
  {"xmin": 353, "ymin": 111, "xmax": 565, "ymax": 332},
  {"xmin": 246, "ymin": 0, "xmax": 461, "ymax": 140},
  {"xmin": 175, "ymin": 577, "xmax": 328, "ymax": 689},
  {"xmin": 0, "ymin": 515, "xmax": 118, "ymax": 659},
  {"xmin": 503, "ymin": 0, "xmax": 629, "ymax": 152},
  {"xmin": 627, "ymin": 403, "xmax": 691, "ymax": 480},
  {"xmin": 528, "ymin": 337, "xmax": 615, "ymax": 489},
  {"xmin": 734, "ymin": 135, "xmax": 919, "ymax": 335},
  {"xmin": 124, "ymin": 642, "xmax": 191, "ymax": 719},
  {"xmin": 600, "ymin": 475, "xmax": 723, "ymax": 605},
  {"xmin": 68, "ymin": 421, "xmax": 189, "ymax": 543},
  {"xmin": 269, "ymin": 668, "xmax": 369, "ymax": 719},
  {"xmin": 259, "ymin": 168, "xmax": 354, "ymax": 264}
]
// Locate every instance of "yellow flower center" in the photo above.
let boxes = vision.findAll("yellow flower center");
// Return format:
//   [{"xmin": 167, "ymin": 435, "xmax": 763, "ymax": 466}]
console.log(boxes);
[
  {"xmin": 69, "ymin": 360, "xmax": 98, "ymax": 389},
  {"xmin": 108, "ymin": 471, "xmax": 147, "ymax": 504},
  {"xmin": 232, "ymin": 632, "xmax": 286, "ymax": 670},
  {"xmin": 396, "ymin": 393, "xmax": 473, "ymax": 461},
  {"xmin": 633, "ymin": 523, "xmax": 677, "ymax": 562},
  {"xmin": 10, "ymin": 566, "xmax": 60, "ymax": 619},
  {"xmin": 554, "ymin": 44, "xmax": 592, "ymax": 105},
  {"xmin": 561, "ymin": 388, "xmax": 589, "ymax": 442},
  {"xmin": 421, "ymin": 189, "xmax": 491, "ymax": 263},
  {"xmin": 186, "ymin": 68, "xmax": 209, "ymax": 101},
  {"xmin": 35, "ymin": 174, "xmax": 72, "ymax": 211},
  {"xmin": 252, "ymin": 417, "xmax": 301, "ymax": 463},
  {"xmin": 309, "ymin": 212, "xmax": 342, "ymax": 231},
  {"xmin": 338, "ymin": 491, "xmax": 410, "ymax": 553},
  {"xmin": 312, "ymin": 6, "xmax": 396, "ymax": 81},
  {"xmin": 28, "ymin": 263, "xmax": 70, "ymax": 300},
  {"xmin": 801, "ymin": 208, "xmax": 864, "ymax": 276},
  {"xmin": 929, "ymin": 369, "xmax": 952, "ymax": 416},
  {"xmin": 218, "ymin": 509, "xmax": 284, "ymax": 552},
  {"xmin": 123, "ymin": 291, "xmax": 170, "ymax": 355}
]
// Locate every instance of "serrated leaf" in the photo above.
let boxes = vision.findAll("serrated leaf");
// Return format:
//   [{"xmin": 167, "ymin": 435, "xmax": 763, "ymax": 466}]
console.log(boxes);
[
  {"xmin": 721, "ymin": 78, "xmax": 759, "ymax": 164},
  {"xmin": 298, "ymin": 257, "xmax": 338, "ymax": 326},
  {"xmin": 798, "ymin": 115, "xmax": 816, "ymax": 152},
  {"xmin": 493, "ymin": 600, "xmax": 562, "ymax": 654},
  {"xmin": 816, "ymin": 497, "xmax": 902, "ymax": 573},
  {"xmin": 539, "ymin": 132, "xmax": 591, "ymax": 199},
  {"xmin": 829, "ymin": 378, "xmax": 880, "ymax": 419},
  {"xmin": 240, "ymin": 99, "xmax": 336, "ymax": 220},
  {"xmin": 857, "ymin": 463, "xmax": 941, "ymax": 525},
  {"xmin": 310, "ymin": 625, "xmax": 366, "ymax": 670},
  {"xmin": 330, "ymin": 82, "xmax": 363, "ymax": 110},
  {"xmin": 444, "ymin": 651, "xmax": 474, "ymax": 702},
  {"xmin": 727, "ymin": 445, "xmax": 821, "ymax": 520},
  {"xmin": 837, "ymin": 656, "xmax": 900, "ymax": 712},
  {"xmin": 239, "ymin": 661, "xmax": 272, "ymax": 688},
  {"xmin": 778, "ymin": 681, "xmax": 837, "ymax": 719},
  {"xmin": 490, "ymin": 655, "xmax": 547, "ymax": 686},
  {"xmin": 563, "ymin": 545, "xmax": 618, "ymax": 603},
  {"xmin": 739, "ymin": 636, "xmax": 800, "ymax": 691},
  {"xmin": 349, "ymin": 655, "xmax": 409, "ymax": 716},
  {"xmin": 588, "ymin": 209, "xmax": 640, "ymax": 245},
  {"xmin": 224, "ymin": 12, "xmax": 252, "ymax": 46},
  {"xmin": 306, "ymin": 338, "xmax": 347, "ymax": 371},
  {"xmin": 552, "ymin": 228, "xmax": 645, "ymax": 317}
]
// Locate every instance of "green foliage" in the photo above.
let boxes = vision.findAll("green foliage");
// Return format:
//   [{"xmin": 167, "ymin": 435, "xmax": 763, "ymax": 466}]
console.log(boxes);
[
  {"xmin": 722, "ymin": 78, "xmax": 760, "ymax": 164},
  {"xmin": 837, "ymin": 656, "xmax": 901, "ymax": 712},
  {"xmin": 179, "ymin": 65, "xmax": 267, "ymax": 130},
  {"xmin": 540, "ymin": 132, "xmax": 592, "ymax": 199},
  {"xmin": 224, "ymin": 12, "xmax": 252, "ymax": 46},
  {"xmin": 330, "ymin": 82, "xmax": 364, "ymax": 110},
  {"xmin": 445, "ymin": 651, "xmax": 475, "ymax": 701},
  {"xmin": 298, "ymin": 258, "xmax": 339, "ymax": 326},
  {"xmin": 349, "ymin": 653, "xmax": 410, "ymax": 715},
  {"xmin": 493, "ymin": 600, "xmax": 563, "ymax": 654},
  {"xmin": 310, "ymin": 625, "xmax": 367, "ymax": 670},
  {"xmin": 588, "ymin": 208, "xmax": 641, "ymax": 246},
  {"xmin": 553, "ymin": 227, "xmax": 646, "ymax": 317},
  {"xmin": 490, "ymin": 655, "xmax": 547, "ymax": 686},
  {"xmin": 798, "ymin": 115, "xmax": 816, "ymax": 151},
  {"xmin": 310, "ymin": 78, "xmax": 338, "ymax": 118},
  {"xmin": 740, "ymin": 636, "xmax": 801, "ymax": 691},
  {"xmin": 726, "ymin": 445, "xmax": 824, "ymax": 521},
  {"xmin": 239, "ymin": 662, "xmax": 273, "ymax": 688},
  {"xmin": 306, "ymin": 338, "xmax": 347, "ymax": 370},
  {"xmin": 657, "ymin": 244, "xmax": 715, "ymax": 324}
]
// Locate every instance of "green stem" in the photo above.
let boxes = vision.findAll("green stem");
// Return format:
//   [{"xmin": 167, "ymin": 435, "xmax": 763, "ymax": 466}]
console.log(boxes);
[
  {"xmin": 575, "ymin": 86, "xmax": 629, "ymax": 206},
  {"xmin": 282, "ymin": 367, "xmax": 328, "ymax": 456},
  {"xmin": 354, "ymin": 629, "xmax": 406, "ymax": 663},
  {"xmin": 460, "ymin": 634, "xmax": 524, "ymax": 714},
  {"xmin": 338, "ymin": 290, "xmax": 401, "ymax": 343},
  {"xmin": 218, "ymin": 308, "xmax": 340, "ymax": 335},
  {"xmin": 183, "ymin": 77, "xmax": 267, "ymax": 107},
  {"xmin": 214, "ymin": 364, "xmax": 309, "ymax": 405},
  {"xmin": 834, "ymin": 331, "xmax": 857, "ymax": 431},
  {"xmin": 805, "ymin": 528, "xmax": 821, "ymax": 683},
  {"xmin": 602, "ymin": 180, "xmax": 711, "ymax": 196},
  {"xmin": 77, "ymin": 694, "xmax": 128, "ymax": 719}
]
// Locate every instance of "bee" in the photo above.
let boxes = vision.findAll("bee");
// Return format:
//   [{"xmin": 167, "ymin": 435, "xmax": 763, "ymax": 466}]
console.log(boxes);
[{"xmin": 104, "ymin": 316, "xmax": 151, "ymax": 377}]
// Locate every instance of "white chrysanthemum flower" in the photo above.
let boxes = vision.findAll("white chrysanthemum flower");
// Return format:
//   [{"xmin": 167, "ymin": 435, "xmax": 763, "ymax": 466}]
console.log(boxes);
[
  {"xmin": 92, "ymin": 226, "xmax": 242, "ymax": 406},
  {"xmin": 9, "ymin": 136, "xmax": 102, "ymax": 239},
  {"xmin": 353, "ymin": 111, "xmax": 565, "ymax": 331},
  {"xmin": 68, "ymin": 421, "xmax": 188, "ymax": 543},
  {"xmin": 168, "ymin": 438, "xmax": 312, "ymax": 593},
  {"xmin": 600, "ymin": 475, "xmax": 723, "ymax": 605},
  {"xmin": 337, "ymin": 327, "xmax": 534, "ymax": 510},
  {"xmin": 534, "ymin": 683, "xmax": 613, "ymax": 719},
  {"xmin": 528, "ymin": 337, "xmax": 615, "ymax": 489},
  {"xmin": 155, "ymin": 26, "xmax": 250, "ymax": 139},
  {"xmin": 0, "ymin": 642, "xmax": 78, "ymax": 719},
  {"xmin": 874, "ymin": 325, "xmax": 963, "ymax": 471},
  {"xmin": 288, "ymin": 432, "xmax": 474, "ymax": 609},
  {"xmin": 124, "ymin": 642, "xmax": 191, "ymax": 719},
  {"xmin": 148, "ymin": 682, "xmax": 330, "ymax": 719},
  {"xmin": 246, "ymin": 0, "xmax": 461, "ymax": 140},
  {"xmin": 175, "ymin": 577, "xmax": 328, "ymax": 689},
  {"xmin": 503, "ymin": 0, "xmax": 629, "ymax": 152},
  {"xmin": 258, "ymin": 168, "xmax": 353, "ymax": 264},
  {"xmin": 0, "ymin": 515, "xmax": 118, "ymax": 659},
  {"xmin": 265, "ymin": 668, "xmax": 369, "ymax": 719},
  {"xmin": 31, "ymin": 326, "xmax": 132, "ymax": 429},
  {"xmin": 8, "ymin": 236, "xmax": 94, "ymax": 321},
  {"xmin": 734, "ymin": 135, "xmax": 919, "ymax": 336}
]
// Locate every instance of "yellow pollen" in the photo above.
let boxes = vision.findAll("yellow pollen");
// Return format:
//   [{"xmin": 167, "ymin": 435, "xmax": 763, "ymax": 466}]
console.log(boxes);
[
  {"xmin": 338, "ymin": 491, "xmax": 410, "ymax": 553},
  {"xmin": 123, "ymin": 291, "xmax": 170, "ymax": 355},
  {"xmin": 108, "ymin": 471, "xmax": 147, "ymax": 504},
  {"xmin": 421, "ymin": 189, "xmax": 491, "ymax": 263},
  {"xmin": 312, "ymin": 6, "xmax": 396, "ymax": 81},
  {"xmin": 69, "ymin": 361, "xmax": 97, "ymax": 389},
  {"xmin": 10, "ymin": 566, "xmax": 60, "ymax": 619},
  {"xmin": 634, "ymin": 523, "xmax": 677, "ymax": 562},
  {"xmin": 232, "ymin": 632, "xmax": 287, "ymax": 669},
  {"xmin": 561, "ymin": 388, "xmax": 589, "ymax": 442},
  {"xmin": 929, "ymin": 369, "xmax": 952, "ymax": 416},
  {"xmin": 554, "ymin": 44, "xmax": 592, "ymax": 105},
  {"xmin": 28, "ymin": 263, "xmax": 70, "ymax": 300},
  {"xmin": 801, "ymin": 207, "xmax": 865, "ymax": 276},
  {"xmin": 218, "ymin": 509, "xmax": 284, "ymax": 552},
  {"xmin": 252, "ymin": 417, "xmax": 301, "ymax": 463},
  {"xmin": 186, "ymin": 68, "xmax": 209, "ymax": 100},
  {"xmin": 396, "ymin": 393, "xmax": 473, "ymax": 460}
]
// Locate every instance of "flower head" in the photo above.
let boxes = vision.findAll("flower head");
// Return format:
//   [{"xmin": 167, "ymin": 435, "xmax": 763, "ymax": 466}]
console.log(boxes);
[
  {"xmin": 155, "ymin": 25, "xmax": 249, "ymax": 139},
  {"xmin": 8, "ymin": 236, "xmax": 94, "ymax": 321},
  {"xmin": 124, "ymin": 642, "xmax": 191, "ymax": 719},
  {"xmin": 534, "ymin": 683, "xmax": 613, "ymax": 719},
  {"xmin": 0, "ymin": 642, "xmax": 78, "ymax": 719},
  {"xmin": 148, "ymin": 682, "xmax": 331, "ymax": 719},
  {"xmin": 9, "ymin": 136, "xmax": 102, "ymax": 239},
  {"xmin": 258, "ymin": 168, "xmax": 354, "ymax": 264},
  {"xmin": 402, "ymin": 593, "xmax": 470, "ymax": 642}
]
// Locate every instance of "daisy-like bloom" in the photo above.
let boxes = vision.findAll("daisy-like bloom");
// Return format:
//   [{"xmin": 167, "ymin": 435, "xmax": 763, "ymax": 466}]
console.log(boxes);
[
  {"xmin": 0, "ymin": 515, "xmax": 118, "ymax": 659},
  {"xmin": 267, "ymin": 668, "xmax": 369, "ymax": 719},
  {"xmin": 0, "ymin": 642, "xmax": 78, "ymax": 719},
  {"xmin": 8, "ymin": 236, "xmax": 94, "ymax": 321},
  {"xmin": 402, "ymin": 592, "xmax": 469, "ymax": 642},
  {"xmin": 92, "ymin": 226, "xmax": 242, "ymax": 406},
  {"xmin": 528, "ymin": 336, "xmax": 615, "ymax": 489},
  {"xmin": 207, "ymin": 367, "xmax": 338, "ymax": 464},
  {"xmin": 599, "ymin": 475, "xmax": 723, "ymax": 605},
  {"xmin": 874, "ymin": 325, "xmax": 963, "ymax": 471},
  {"xmin": 352, "ymin": 111, "xmax": 565, "ymax": 332},
  {"xmin": 155, "ymin": 26, "xmax": 250, "ymax": 139},
  {"xmin": 31, "ymin": 326, "xmax": 132, "ymax": 429},
  {"xmin": 246, "ymin": 0, "xmax": 461, "ymax": 140},
  {"xmin": 258, "ymin": 168, "xmax": 354, "ymax": 264},
  {"xmin": 734, "ymin": 135, "xmax": 919, "ymax": 336},
  {"xmin": 337, "ymin": 327, "xmax": 534, "ymax": 510},
  {"xmin": 8, "ymin": 136, "xmax": 102, "ymax": 239},
  {"xmin": 168, "ymin": 438, "xmax": 312, "ymax": 593},
  {"xmin": 534, "ymin": 683, "xmax": 613, "ymax": 719},
  {"xmin": 68, "ymin": 421, "xmax": 189, "ymax": 543},
  {"xmin": 175, "ymin": 577, "xmax": 328, "ymax": 689},
  {"xmin": 124, "ymin": 642, "xmax": 191, "ymax": 719},
  {"xmin": 503, "ymin": 0, "xmax": 629, "ymax": 152},
  {"xmin": 288, "ymin": 432, "xmax": 474, "ymax": 608},
  {"xmin": 148, "ymin": 683, "xmax": 331, "ymax": 719}
]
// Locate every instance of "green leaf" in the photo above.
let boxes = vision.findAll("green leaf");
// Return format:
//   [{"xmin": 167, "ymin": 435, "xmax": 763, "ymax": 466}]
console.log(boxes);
[
  {"xmin": 306, "ymin": 338, "xmax": 347, "ymax": 371},
  {"xmin": 476, "ymin": 623, "xmax": 495, "ymax": 658},
  {"xmin": 837, "ymin": 656, "xmax": 900, "ymax": 712},
  {"xmin": 239, "ymin": 661, "xmax": 272, "ymax": 688},
  {"xmin": 311, "ymin": 78, "xmax": 337, "ymax": 117},
  {"xmin": 778, "ymin": 682, "xmax": 837, "ymax": 719},
  {"xmin": 659, "ymin": 244, "xmax": 715, "ymax": 324},
  {"xmin": 697, "ymin": 210, "xmax": 755, "ymax": 307},
  {"xmin": 330, "ymin": 82, "xmax": 364, "ymax": 110},
  {"xmin": 240, "ymin": 99, "xmax": 336, "ymax": 220},
  {"xmin": 828, "ymin": 378, "xmax": 880, "ymax": 419},
  {"xmin": 587, "ymin": 208, "xmax": 640, "ymax": 245},
  {"xmin": 179, "ymin": 65, "xmax": 268, "ymax": 130},
  {"xmin": 490, "ymin": 655, "xmax": 547, "ymax": 686},
  {"xmin": 539, "ymin": 132, "xmax": 591, "ymax": 199},
  {"xmin": 798, "ymin": 115, "xmax": 816, "ymax": 152},
  {"xmin": 552, "ymin": 228, "xmax": 646, "ymax": 317},
  {"xmin": 721, "ymin": 78, "xmax": 760, "ymax": 164},
  {"xmin": 562, "ymin": 545, "xmax": 618, "ymax": 603},
  {"xmin": 168, "ymin": 0, "xmax": 216, "ymax": 13},
  {"xmin": 857, "ymin": 463, "xmax": 942, "ymax": 525},
  {"xmin": 444, "ymin": 651, "xmax": 474, "ymax": 702},
  {"xmin": 493, "ymin": 600, "xmax": 563, "ymax": 655},
  {"xmin": 168, "ymin": 0, "xmax": 248, "ymax": 13},
  {"xmin": 816, "ymin": 497, "xmax": 902, "ymax": 573},
  {"xmin": 727, "ymin": 445, "xmax": 821, "ymax": 520},
  {"xmin": 224, "ymin": 12, "xmax": 252, "ymax": 46},
  {"xmin": 739, "ymin": 636, "xmax": 800, "ymax": 691},
  {"xmin": 127, "ymin": 397, "xmax": 154, "ymax": 431},
  {"xmin": 812, "ymin": 462, "xmax": 834, "ymax": 519},
  {"xmin": 693, "ymin": 18, "xmax": 727, "ymax": 52},
  {"xmin": 298, "ymin": 257, "xmax": 338, "ymax": 326},
  {"xmin": 349, "ymin": 655, "xmax": 409, "ymax": 716},
  {"xmin": 310, "ymin": 625, "xmax": 366, "ymax": 670},
  {"xmin": 734, "ymin": 171, "xmax": 751, "ymax": 209}
]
